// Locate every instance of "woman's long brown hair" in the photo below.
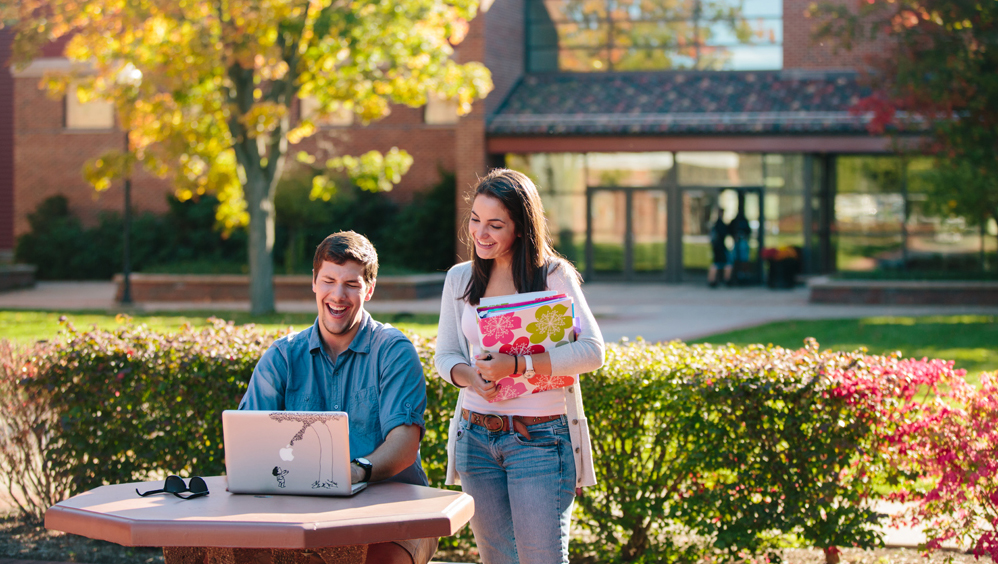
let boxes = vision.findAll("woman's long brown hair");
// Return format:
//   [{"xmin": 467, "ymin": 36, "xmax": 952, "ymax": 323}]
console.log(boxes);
[{"xmin": 461, "ymin": 168, "xmax": 579, "ymax": 304}]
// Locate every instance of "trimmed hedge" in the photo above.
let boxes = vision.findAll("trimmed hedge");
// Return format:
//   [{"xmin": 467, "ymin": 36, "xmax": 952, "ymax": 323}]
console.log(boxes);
[
  {"xmin": 576, "ymin": 339, "xmax": 961, "ymax": 563},
  {"xmin": 0, "ymin": 341, "xmax": 71, "ymax": 523},
  {"xmin": 31, "ymin": 318, "xmax": 281, "ymax": 492},
  {"xmin": 0, "ymin": 322, "xmax": 982, "ymax": 563}
]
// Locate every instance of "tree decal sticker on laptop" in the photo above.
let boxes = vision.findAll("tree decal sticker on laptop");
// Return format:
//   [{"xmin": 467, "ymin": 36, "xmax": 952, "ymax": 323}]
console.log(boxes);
[{"xmin": 269, "ymin": 412, "xmax": 346, "ymax": 489}]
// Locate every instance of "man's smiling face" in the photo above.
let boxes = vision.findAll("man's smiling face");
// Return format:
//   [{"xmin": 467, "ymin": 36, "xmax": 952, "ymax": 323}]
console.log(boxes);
[{"xmin": 312, "ymin": 259, "xmax": 375, "ymax": 353}]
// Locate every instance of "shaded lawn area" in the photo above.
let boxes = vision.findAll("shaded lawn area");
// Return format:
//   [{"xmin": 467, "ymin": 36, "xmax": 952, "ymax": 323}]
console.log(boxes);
[
  {"xmin": 692, "ymin": 314, "xmax": 998, "ymax": 384},
  {"xmin": 0, "ymin": 310, "xmax": 439, "ymax": 343}
]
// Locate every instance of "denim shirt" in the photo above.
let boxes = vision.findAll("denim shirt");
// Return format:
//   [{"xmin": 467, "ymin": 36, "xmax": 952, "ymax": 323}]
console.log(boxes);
[{"xmin": 238, "ymin": 313, "xmax": 428, "ymax": 486}]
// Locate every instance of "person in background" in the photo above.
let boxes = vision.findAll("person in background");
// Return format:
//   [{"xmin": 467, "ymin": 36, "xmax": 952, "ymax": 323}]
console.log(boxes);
[
  {"xmin": 729, "ymin": 192, "xmax": 753, "ymax": 285},
  {"xmin": 434, "ymin": 168, "xmax": 605, "ymax": 564},
  {"xmin": 707, "ymin": 205, "xmax": 732, "ymax": 288}
]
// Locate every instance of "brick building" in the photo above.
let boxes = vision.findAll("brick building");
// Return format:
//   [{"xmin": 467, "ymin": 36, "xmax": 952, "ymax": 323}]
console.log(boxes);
[{"xmin": 4, "ymin": 0, "xmax": 979, "ymax": 279}]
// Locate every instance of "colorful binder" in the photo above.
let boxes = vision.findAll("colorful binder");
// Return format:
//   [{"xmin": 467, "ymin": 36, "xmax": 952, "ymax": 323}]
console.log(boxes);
[{"xmin": 476, "ymin": 292, "xmax": 577, "ymax": 403}]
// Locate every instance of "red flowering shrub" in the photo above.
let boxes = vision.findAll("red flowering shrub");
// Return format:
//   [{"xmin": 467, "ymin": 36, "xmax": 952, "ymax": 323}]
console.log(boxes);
[
  {"xmin": 891, "ymin": 371, "xmax": 998, "ymax": 561},
  {"xmin": 760, "ymin": 246, "xmax": 800, "ymax": 261},
  {"xmin": 575, "ymin": 338, "xmax": 963, "ymax": 563}
]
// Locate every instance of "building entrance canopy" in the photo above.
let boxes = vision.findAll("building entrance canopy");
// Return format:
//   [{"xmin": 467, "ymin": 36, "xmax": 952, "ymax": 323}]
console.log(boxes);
[
  {"xmin": 486, "ymin": 70, "xmax": 922, "ymax": 154},
  {"xmin": 489, "ymin": 71, "xmax": 873, "ymax": 135}
]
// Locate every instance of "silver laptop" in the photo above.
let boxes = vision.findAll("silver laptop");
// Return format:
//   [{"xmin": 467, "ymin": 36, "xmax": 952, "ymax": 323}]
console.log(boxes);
[{"xmin": 222, "ymin": 410, "xmax": 368, "ymax": 496}]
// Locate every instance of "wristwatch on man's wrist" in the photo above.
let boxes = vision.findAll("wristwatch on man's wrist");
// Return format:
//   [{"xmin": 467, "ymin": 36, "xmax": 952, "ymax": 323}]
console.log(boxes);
[
  {"xmin": 351, "ymin": 457, "xmax": 373, "ymax": 483},
  {"xmin": 523, "ymin": 354, "xmax": 535, "ymax": 378}
]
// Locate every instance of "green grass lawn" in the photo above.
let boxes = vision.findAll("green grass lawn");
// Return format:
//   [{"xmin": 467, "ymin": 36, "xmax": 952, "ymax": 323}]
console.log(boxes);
[
  {"xmin": 0, "ymin": 310, "xmax": 439, "ymax": 343},
  {"xmin": 692, "ymin": 314, "xmax": 998, "ymax": 383}
]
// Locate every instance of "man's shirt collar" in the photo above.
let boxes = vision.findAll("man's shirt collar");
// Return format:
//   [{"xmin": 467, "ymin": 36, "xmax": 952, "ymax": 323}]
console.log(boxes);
[{"xmin": 307, "ymin": 311, "xmax": 374, "ymax": 356}]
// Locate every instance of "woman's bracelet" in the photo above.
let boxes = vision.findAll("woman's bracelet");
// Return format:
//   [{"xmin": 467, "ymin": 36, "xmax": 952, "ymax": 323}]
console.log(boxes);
[{"xmin": 513, "ymin": 355, "xmax": 519, "ymax": 375}]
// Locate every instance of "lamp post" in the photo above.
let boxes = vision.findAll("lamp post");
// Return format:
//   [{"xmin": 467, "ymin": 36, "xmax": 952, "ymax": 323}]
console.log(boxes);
[
  {"xmin": 121, "ymin": 128, "xmax": 133, "ymax": 305},
  {"xmin": 117, "ymin": 64, "xmax": 142, "ymax": 306}
]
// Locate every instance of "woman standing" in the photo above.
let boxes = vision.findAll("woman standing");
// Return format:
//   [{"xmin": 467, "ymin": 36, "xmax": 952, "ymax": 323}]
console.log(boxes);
[{"xmin": 434, "ymin": 168, "xmax": 605, "ymax": 564}]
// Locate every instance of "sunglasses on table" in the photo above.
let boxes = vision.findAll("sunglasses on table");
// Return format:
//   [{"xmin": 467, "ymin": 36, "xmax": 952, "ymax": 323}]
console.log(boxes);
[{"xmin": 136, "ymin": 475, "xmax": 209, "ymax": 500}]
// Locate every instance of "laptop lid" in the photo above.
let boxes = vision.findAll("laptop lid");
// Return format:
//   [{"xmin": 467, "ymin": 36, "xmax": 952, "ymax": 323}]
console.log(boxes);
[{"xmin": 222, "ymin": 410, "xmax": 367, "ymax": 496}]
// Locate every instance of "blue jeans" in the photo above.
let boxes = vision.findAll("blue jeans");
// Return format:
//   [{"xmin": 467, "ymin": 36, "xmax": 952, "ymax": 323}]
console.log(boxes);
[
  {"xmin": 455, "ymin": 415, "xmax": 576, "ymax": 564},
  {"xmin": 734, "ymin": 238, "xmax": 750, "ymax": 263}
]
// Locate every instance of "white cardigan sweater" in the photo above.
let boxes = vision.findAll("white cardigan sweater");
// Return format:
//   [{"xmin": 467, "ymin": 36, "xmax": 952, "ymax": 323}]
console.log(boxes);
[{"xmin": 433, "ymin": 261, "xmax": 605, "ymax": 488}]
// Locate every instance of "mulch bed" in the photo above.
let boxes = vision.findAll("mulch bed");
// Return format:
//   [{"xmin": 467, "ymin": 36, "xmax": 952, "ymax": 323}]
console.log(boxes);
[
  {"xmin": 0, "ymin": 515, "xmax": 162, "ymax": 564},
  {"xmin": 1, "ymin": 513, "xmax": 987, "ymax": 564}
]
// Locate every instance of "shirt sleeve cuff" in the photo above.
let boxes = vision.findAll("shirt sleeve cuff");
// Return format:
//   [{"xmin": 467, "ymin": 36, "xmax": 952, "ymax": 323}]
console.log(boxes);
[{"xmin": 382, "ymin": 413, "xmax": 427, "ymax": 439}]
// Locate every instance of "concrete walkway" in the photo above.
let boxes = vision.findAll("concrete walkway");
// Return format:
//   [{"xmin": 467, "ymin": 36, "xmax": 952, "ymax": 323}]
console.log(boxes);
[{"xmin": 2, "ymin": 280, "xmax": 996, "ymax": 343}]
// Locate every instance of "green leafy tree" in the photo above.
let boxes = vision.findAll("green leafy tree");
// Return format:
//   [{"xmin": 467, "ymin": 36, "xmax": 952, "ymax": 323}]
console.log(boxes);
[
  {"xmin": 3, "ymin": 0, "xmax": 492, "ymax": 312},
  {"xmin": 809, "ymin": 0, "xmax": 998, "ymax": 269}
]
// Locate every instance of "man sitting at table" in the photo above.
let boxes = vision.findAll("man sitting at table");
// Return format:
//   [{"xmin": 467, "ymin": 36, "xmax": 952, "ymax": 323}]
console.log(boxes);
[{"xmin": 239, "ymin": 231, "xmax": 436, "ymax": 564}]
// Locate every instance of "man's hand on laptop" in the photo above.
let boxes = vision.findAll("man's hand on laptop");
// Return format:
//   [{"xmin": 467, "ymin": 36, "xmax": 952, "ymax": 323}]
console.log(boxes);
[{"xmin": 350, "ymin": 457, "xmax": 373, "ymax": 484}]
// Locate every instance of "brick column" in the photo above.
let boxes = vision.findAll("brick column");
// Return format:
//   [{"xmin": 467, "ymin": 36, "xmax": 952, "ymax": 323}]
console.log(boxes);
[
  {"xmin": 453, "ymin": 10, "xmax": 488, "ymax": 262},
  {"xmin": 0, "ymin": 30, "xmax": 15, "ymax": 262},
  {"xmin": 454, "ymin": 112, "xmax": 486, "ymax": 262}
]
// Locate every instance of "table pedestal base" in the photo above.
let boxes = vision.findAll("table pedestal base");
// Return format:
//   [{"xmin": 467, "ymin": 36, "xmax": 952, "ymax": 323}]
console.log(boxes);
[{"xmin": 163, "ymin": 546, "xmax": 367, "ymax": 564}]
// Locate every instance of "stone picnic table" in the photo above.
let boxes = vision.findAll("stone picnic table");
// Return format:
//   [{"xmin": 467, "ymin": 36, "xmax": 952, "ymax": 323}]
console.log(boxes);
[{"xmin": 45, "ymin": 476, "xmax": 474, "ymax": 564}]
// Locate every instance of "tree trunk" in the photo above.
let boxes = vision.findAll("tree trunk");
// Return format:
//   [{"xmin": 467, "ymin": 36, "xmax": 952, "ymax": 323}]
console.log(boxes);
[
  {"xmin": 245, "ymin": 168, "xmax": 276, "ymax": 315},
  {"xmin": 621, "ymin": 523, "xmax": 648, "ymax": 561},
  {"xmin": 224, "ymin": 60, "xmax": 288, "ymax": 316},
  {"xmin": 993, "ymin": 210, "xmax": 998, "ymax": 276},
  {"xmin": 981, "ymin": 216, "xmax": 987, "ymax": 273}
]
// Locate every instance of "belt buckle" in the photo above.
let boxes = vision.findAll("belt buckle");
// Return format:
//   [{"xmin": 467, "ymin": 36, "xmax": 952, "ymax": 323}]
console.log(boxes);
[{"xmin": 483, "ymin": 414, "xmax": 505, "ymax": 432}]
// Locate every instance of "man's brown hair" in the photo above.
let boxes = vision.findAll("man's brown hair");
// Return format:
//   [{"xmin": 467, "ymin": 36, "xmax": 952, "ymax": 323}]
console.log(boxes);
[{"xmin": 312, "ymin": 231, "xmax": 379, "ymax": 285}]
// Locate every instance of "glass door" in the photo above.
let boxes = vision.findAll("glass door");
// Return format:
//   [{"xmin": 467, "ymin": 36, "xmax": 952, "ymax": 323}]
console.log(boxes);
[
  {"xmin": 679, "ymin": 186, "xmax": 765, "ymax": 283},
  {"xmin": 587, "ymin": 189, "xmax": 627, "ymax": 278},
  {"xmin": 632, "ymin": 189, "xmax": 668, "ymax": 276},
  {"xmin": 586, "ymin": 187, "xmax": 668, "ymax": 280}
]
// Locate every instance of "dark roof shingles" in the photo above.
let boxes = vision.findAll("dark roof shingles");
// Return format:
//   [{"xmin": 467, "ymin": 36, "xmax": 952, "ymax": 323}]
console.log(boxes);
[{"xmin": 487, "ymin": 71, "xmax": 873, "ymax": 135}]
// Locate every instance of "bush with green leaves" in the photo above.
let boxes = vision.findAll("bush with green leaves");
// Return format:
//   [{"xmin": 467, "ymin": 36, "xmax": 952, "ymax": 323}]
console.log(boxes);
[
  {"xmin": 25, "ymin": 318, "xmax": 282, "ymax": 493},
  {"xmin": 14, "ymin": 195, "xmax": 247, "ymax": 280},
  {"xmin": 0, "ymin": 323, "xmax": 976, "ymax": 563},
  {"xmin": 378, "ymin": 170, "xmax": 456, "ymax": 273},
  {"xmin": 273, "ymin": 169, "xmax": 456, "ymax": 275},
  {"xmin": 575, "ymin": 338, "xmax": 962, "ymax": 563},
  {"xmin": 273, "ymin": 172, "xmax": 398, "ymax": 275},
  {"xmin": 0, "ymin": 341, "xmax": 72, "ymax": 523},
  {"xmin": 17, "ymin": 172, "xmax": 456, "ymax": 280},
  {"xmin": 1, "ymin": 319, "xmax": 474, "ymax": 551}
]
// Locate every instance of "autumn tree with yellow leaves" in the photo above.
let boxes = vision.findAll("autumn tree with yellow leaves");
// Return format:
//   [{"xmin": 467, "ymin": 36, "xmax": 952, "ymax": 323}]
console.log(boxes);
[{"xmin": 3, "ymin": 0, "xmax": 492, "ymax": 313}]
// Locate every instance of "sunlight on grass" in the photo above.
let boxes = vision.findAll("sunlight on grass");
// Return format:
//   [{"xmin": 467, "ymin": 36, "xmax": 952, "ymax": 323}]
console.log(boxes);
[
  {"xmin": 862, "ymin": 315, "xmax": 994, "ymax": 326},
  {"xmin": 693, "ymin": 315, "xmax": 998, "ymax": 385},
  {"xmin": 0, "ymin": 310, "xmax": 438, "ymax": 343}
]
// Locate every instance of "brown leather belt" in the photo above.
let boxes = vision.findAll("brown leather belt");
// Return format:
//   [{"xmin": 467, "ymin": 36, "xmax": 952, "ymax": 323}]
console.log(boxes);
[{"xmin": 461, "ymin": 409, "xmax": 562, "ymax": 441}]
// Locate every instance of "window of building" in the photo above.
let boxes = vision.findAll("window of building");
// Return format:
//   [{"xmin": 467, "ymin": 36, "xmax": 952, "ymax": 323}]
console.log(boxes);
[
  {"xmin": 835, "ymin": 156, "xmax": 996, "ymax": 274},
  {"xmin": 65, "ymin": 82, "xmax": 115, "ymax": 130},
  {"xmin": 299, "ymin": 97, "xmax": 354, "ymax": 127},
  {"xmin": 526, "ymin": 0, "xmax": 782, "ymax": 72},
  {"xmin": 424, "ymin": 95, "xmax": 459, "ymax": 125}
]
